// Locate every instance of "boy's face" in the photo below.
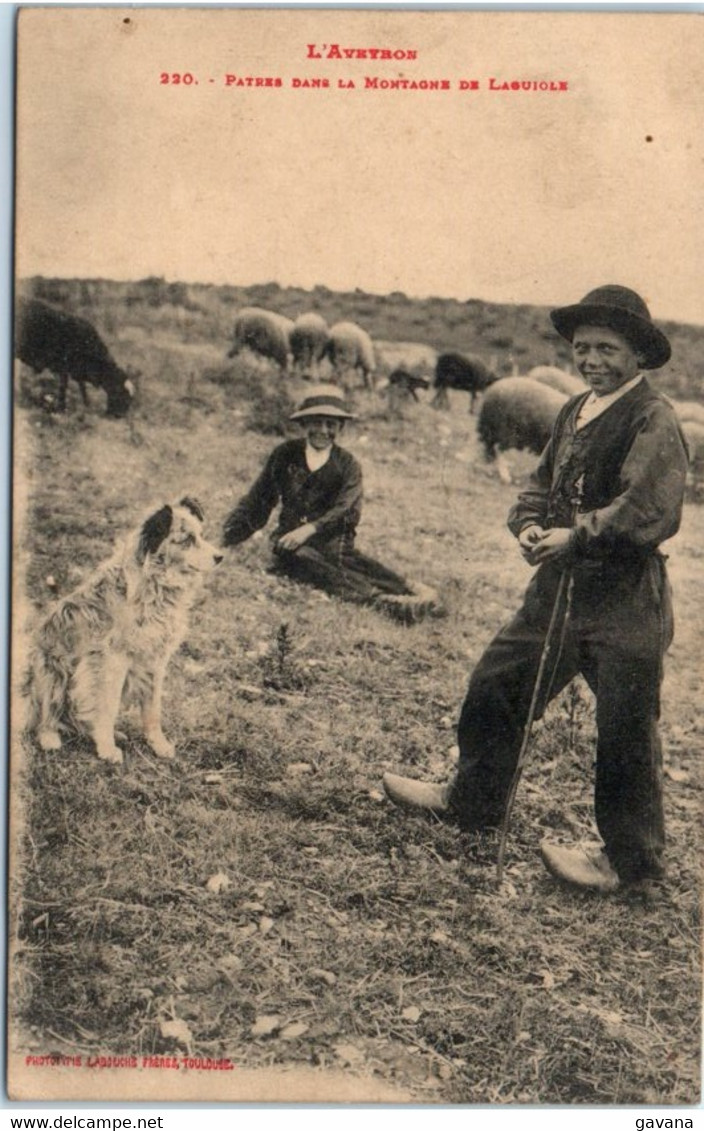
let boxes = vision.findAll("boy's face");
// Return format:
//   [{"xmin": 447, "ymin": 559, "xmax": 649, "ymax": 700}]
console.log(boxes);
[
  {"xmin": 572, "ymin": 324, "xmax": 641, "ymax": 397},
  {"xmin": 302, "ymin": 415, "xmax": 344, "ymax": 450}
]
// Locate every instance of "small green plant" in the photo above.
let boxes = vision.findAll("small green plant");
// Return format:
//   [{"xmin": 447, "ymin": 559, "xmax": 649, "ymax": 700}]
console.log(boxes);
[
  {"xmin": 275, "ymin": 622, "xmax": 292, "ymax": 680},
  {"xmin": 259, "ymin": 622, "xmax": 312, "ymax": 692}
]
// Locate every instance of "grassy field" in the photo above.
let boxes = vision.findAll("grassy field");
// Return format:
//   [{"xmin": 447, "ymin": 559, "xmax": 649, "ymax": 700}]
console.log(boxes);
[{"xmin": 9, "ymin": 284, "xmax": 704, "ymax": 1104}]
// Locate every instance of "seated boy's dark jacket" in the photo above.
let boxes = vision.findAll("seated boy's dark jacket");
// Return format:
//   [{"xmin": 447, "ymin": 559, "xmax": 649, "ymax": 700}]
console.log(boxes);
[
  {"xmin": 223, "ymin": 439, "xmax": 363, "ymax": 551},
  {"xmin": 509, "ymin": 379, "xmax": 689, "ymax": 568}
]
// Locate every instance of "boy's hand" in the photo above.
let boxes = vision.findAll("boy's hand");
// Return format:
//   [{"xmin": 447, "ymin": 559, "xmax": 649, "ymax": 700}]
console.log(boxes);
[
  {"xmin": 277, "ymin": 522, "xmax": 317, "ymax": 552},
  {"xmin": 528, "ymin": 527, "xmax": 572, "ymax": 564},
  {"xmin": 518, "ymin": 524, "xmax": 543, "ymax": 563}
]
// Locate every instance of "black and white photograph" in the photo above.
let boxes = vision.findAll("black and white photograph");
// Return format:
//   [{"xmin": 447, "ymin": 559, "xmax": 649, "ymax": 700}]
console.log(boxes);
[{"xmin": 7, "ymin": 5, "xmax": 704, "ymax": 1107}]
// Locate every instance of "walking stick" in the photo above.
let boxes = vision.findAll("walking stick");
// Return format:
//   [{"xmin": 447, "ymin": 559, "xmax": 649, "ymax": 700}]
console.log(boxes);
[{"xmin": 495, "ymin": 475, "xmax": 584, "ymax": 885}]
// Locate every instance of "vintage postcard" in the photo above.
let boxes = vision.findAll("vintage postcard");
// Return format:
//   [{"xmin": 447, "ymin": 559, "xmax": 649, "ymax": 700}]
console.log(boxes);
[{"xmin": 8, "ymin": 6, "xmax": 704, "ymax": 1105}]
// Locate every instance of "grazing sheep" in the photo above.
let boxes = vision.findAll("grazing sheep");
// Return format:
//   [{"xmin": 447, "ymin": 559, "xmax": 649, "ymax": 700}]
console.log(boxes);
[
  {"xmin": 528, "ymin": 365, "xmax": 587, "ymax": 398},
  {"xmin": 478, "ymin": 377, "xmax": 567, "ymax": 481},
  {"xmin": 228, "ymin": 307, "xmax": 291, "ymax": 371},
  {"xmin": 290, "ymin": 313, "xmax": 329, "ymax": 377},
  {"xmin": 671, "ymin": 399, "xmax": 704, "ymax": 428},
  {"xmin": 324, "ymin": 321, "xmax": 376, "ymax": 390},
  {"xmin": 681, "ymin": 419, "xmax": 704, "ymax": 499},
  {"xmin": 431, "ymin": 352, "xmax": 498, "ymax": 413},
  {"xmin": 375, "ymin": 340, "xmax": 438, "ymax": 377},
  {"xmin": 388, "ymin": 367, "xmax": 430, "ymax": 399},
  {"xmin": 271, "ymin": 312, "xmax": 295, "ymax": 342},
  {"xmin": 384, "ymin": 368, "xmax": 431, "ymax": 416},
  {"xmin": 15, "ymin": 297, "xmax": 136, "ymax": 418}
]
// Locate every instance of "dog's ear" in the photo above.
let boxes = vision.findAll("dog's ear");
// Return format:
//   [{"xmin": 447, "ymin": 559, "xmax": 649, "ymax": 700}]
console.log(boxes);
[
  {"xmin": 179, "ymin": 496, "xmax": 205, "ymax": 523},
  {"xmin": 137, "ymin": 505, "xmax": 173, "ymax": 564}
]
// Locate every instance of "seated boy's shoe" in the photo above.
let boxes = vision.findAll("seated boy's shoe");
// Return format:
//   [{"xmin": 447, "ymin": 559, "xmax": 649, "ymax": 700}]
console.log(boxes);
[
  {"xmin": 405, "ymin": 581, "xmax": 447, "ymax": 621},
  {"xmin": 540, "ymin": 840, "xmax": 620, "ymax": 893},
  {"xmin": 376, "ymin": 583, "xmax": 446, "ymax": 624},
  {"xmin": 375, "ymin": 594, "xmax": 417, "ymax": 624},
  {"xmin": 382, "ymin": 772, "xmax": 453, "ymax": 816}
]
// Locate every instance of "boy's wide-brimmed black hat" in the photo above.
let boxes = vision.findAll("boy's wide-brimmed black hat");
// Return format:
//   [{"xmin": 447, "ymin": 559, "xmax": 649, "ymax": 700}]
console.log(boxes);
[
  {"xmin": 289, "ymin": 383, "xmax": 355, "ymax": 420},
  {"xmin": 550, "ymin": 285, "xmax": 671, "ymax": 370}
]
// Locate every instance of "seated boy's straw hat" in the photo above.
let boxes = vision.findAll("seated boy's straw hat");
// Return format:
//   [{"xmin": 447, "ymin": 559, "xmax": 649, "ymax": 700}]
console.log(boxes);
[
  {"xmin": 550, "ymin": 285, "xmax": 671, "ymax": 370},
  {"xmin": 290, "ymin": 384, "xmax": 355, "ymax": 420}
]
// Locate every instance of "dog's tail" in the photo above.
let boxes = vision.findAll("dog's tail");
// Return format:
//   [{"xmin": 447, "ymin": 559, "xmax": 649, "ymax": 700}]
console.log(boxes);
[
  {"xmin": 23, "ymin": 646, "xmax": 71, "ymax": 741},
  {"xmin": 22, "ymin": 612, "xmax": 77, "ymax": 748},
  {"xmin": 19, "ymin": 661, "xmax": 37, "ymax": 734}
]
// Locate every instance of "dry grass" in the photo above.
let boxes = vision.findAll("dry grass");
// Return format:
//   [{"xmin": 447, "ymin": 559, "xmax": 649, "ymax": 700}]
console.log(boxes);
[{"xmin": 10, "ymin": 295, "xmax": 704, "ymax": 1104}]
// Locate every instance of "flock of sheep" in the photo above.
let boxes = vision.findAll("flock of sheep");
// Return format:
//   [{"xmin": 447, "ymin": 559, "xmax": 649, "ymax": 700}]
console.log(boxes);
[
  {"xmin": 229, "ymin": 307, "xmax": 376, "ymax": 390},
  {"xmin": 227, "ymin": 305, "xmax": 704, "ymax": 491},
  {"xmin": 14, "ymin": 295, "xmax": 704, "ymax": 493},
  {"xmin": 190, "ymin": 305, "xmax": 597, "ymax": 473}
]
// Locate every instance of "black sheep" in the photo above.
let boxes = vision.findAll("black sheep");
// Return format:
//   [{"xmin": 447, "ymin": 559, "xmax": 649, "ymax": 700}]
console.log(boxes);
[
  {"xmin": 15, "ymin": 298, "xmax": 135, "ymax": 417},
  {"xmin": 432, "ymin": 351, "xmax": 497, "ymax": 413}
]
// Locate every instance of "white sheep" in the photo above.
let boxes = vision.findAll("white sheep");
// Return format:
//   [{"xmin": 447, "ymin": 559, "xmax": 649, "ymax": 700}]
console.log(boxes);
[
  {"xmin": 324, "ymin": 321, "xmax": 376, "ymax": 390},
  {"xmin": 290, "ymin": 313, "xmax": 329, "ymax": 377},
  {"xmin": 228, "ymin": 307, "xmax": 291, "ymax": 371},
  {"xmin": 671, "ymin": 399, "xmax": 704, "ymax": 428},
  {"xmin": 374, "ymin": 340, "xmax": 438, "ymax": 380},
  {"xmin": 528, "ymin": 365, "xmax": 588, "ymax": 398},
  {"xmin": 478, "ymin": 377, "xmax": 567, "ymax": 482},
  {"xmin": 681, "ymin": 419, "xmax": 704, "ymax": 499}
]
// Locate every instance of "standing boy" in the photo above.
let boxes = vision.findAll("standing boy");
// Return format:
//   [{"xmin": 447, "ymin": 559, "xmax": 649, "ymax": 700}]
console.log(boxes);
[{"xmin": 384, "ymin": 286, "xmax": 689, "ymax": 892}]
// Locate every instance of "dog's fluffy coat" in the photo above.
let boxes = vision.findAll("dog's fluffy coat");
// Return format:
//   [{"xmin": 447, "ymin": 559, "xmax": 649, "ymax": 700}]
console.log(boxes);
[{"xmin": 25, "ymin": 497, "xmax": 222, "ymax": 764}]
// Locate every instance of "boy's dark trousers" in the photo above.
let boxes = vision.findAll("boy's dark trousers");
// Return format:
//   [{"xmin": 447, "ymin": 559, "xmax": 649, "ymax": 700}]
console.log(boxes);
[
  {"xmin": 449, "ymin": 555, "xmax": 672, "ymax": 882},
  {"xmin": 272, "ymin": 534, "xmax": 413, "ymax": 605}
]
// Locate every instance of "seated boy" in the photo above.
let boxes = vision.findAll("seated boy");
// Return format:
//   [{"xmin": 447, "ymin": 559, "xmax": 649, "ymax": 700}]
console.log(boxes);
[{"xmin": 223, "ymin": 384, "xmax": 442, "ymax": 621}]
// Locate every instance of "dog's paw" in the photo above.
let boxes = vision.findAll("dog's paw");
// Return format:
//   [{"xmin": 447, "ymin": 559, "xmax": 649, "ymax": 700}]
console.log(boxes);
[
  {"xmin": 148, "ymin": 735, "xmax": 176, "ymax": 760},
  {"xmin": 37, "ymin": 728, "xmax": 62, "ymax": 751},
  {"xmin": 96, "ymin": 744, "xmax": 124, "ymax": 765}
]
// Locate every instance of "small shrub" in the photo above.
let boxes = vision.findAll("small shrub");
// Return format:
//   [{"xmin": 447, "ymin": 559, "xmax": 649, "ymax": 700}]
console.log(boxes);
[
  {"xmin": 245, "ymin": 384, "xmax": 296, "ymax": 435},
  {"xmin": 258, "ymin": 623, "xmax": 312, "ymax": 692},
  {"xmin": 202, "ymin": 363, "xmax": 241, "ymax": 388},
  {"xmin": 488, "ymin": 334, "xmax": 514, "ymax": 350}
]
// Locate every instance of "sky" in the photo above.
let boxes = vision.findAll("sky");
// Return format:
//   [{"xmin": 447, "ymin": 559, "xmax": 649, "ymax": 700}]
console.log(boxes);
[{"xmin": 13, "ymin": 6, "xmax": 704, "ymax": 324}]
